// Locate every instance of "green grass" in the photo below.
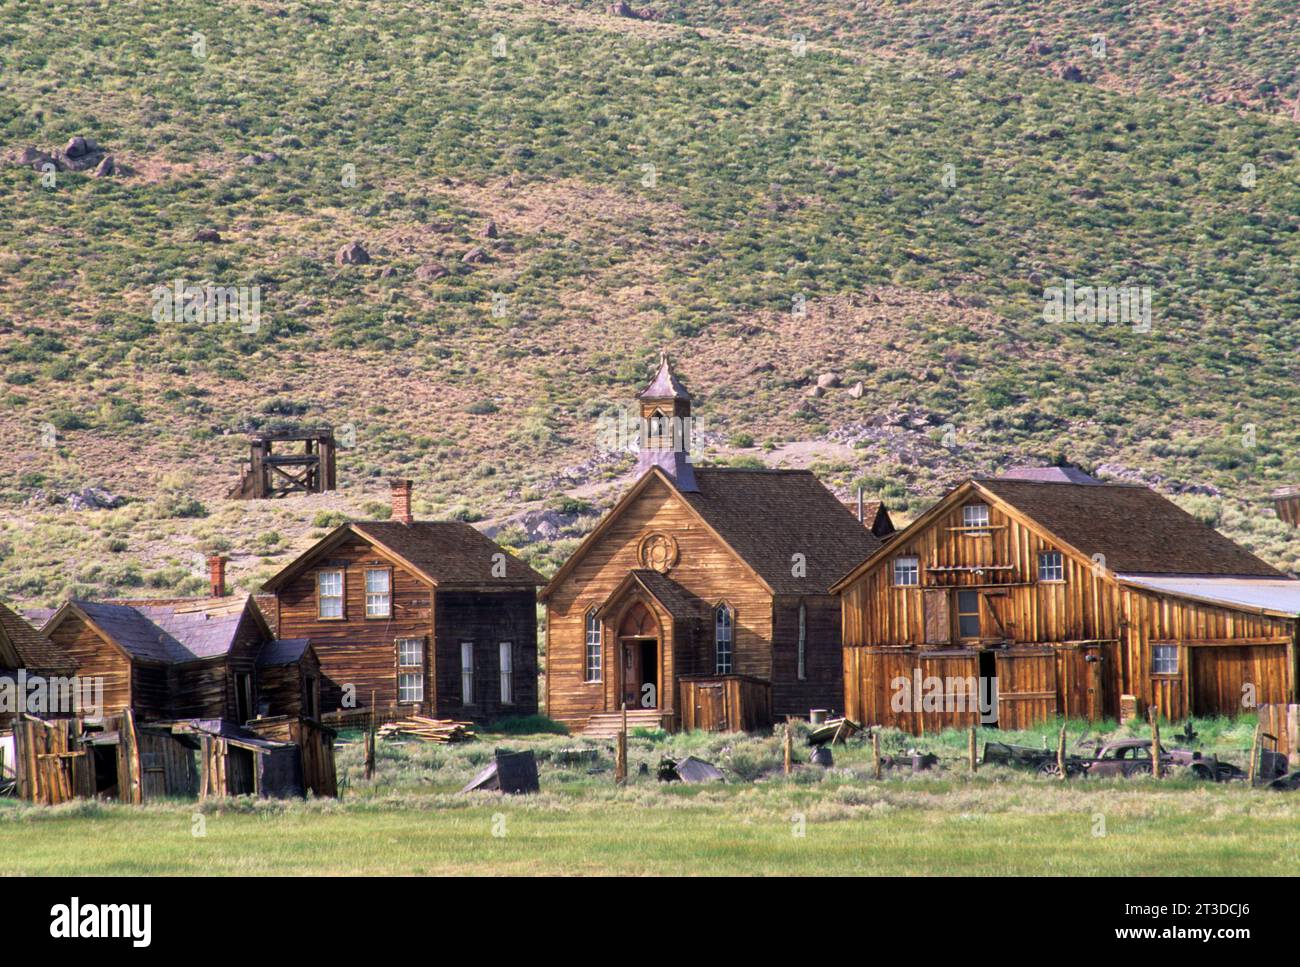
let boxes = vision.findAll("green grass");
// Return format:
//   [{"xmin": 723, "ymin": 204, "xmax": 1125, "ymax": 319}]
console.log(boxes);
[{"xmin": 3, "ymin": 719, "xmax": 1298, "ymax": 875}]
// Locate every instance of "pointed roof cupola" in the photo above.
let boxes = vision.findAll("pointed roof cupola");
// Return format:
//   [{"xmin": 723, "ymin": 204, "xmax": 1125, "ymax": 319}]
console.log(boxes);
[{"xmin": 636, "ymin": 350, "xmax": 697, "ymax": 492}]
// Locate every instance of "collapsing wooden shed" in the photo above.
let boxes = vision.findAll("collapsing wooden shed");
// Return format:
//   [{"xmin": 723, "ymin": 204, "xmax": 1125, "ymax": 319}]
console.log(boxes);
[{"xmin": 7, "ymin": 712, "xmax": 336, "ymax": 804}]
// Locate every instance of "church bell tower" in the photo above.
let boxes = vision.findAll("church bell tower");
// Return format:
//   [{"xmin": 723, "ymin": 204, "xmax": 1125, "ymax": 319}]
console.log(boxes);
[{"xmin": 636, "ymin": 351, "xmax": 697, "ymax": 492}]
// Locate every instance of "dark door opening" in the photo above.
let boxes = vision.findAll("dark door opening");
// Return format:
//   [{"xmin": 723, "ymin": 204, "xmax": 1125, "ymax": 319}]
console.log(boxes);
[
  {"xmin": 622, "ymin": 638, "xmax": 659, "ymax": 709},
  {"xmin": 978, "ymin": 650, "xmax": 998, "ymax": 728},
  {"xmin": 92, "ymin": 744, "xmax": 120, "ymax": 798},
  {"xmin": 235, "ymin": 672, "xmax": 253, "ymax": 724}
]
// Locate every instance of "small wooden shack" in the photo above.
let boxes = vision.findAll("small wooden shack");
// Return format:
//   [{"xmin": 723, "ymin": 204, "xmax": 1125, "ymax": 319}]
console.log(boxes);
[
  {"xmin": 230, "ymin": 428, "xmax": 338, "ymax": 499},
  {"xmin": 0, "ymin": 603, "xmax": 74, "ymax": 728},
  {"xmin": 10, "ymin": 711, "xmax": 336, "ymax": 804}
]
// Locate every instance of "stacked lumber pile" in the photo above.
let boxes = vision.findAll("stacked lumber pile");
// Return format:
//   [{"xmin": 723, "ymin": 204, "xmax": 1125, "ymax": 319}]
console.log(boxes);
[{"xmin": 377, "ymin": 716, "xmax": 474, "ymax": 744}]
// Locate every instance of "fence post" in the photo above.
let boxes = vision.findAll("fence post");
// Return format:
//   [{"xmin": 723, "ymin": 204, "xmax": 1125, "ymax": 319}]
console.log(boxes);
[
  {"xmin": 1150, "ymin": 707, "xmax": 1161, "ymax": 779},
  {"xmin": 1056, "ymin": 722, "xmax": 1067, "ymax": 780},
  {"xmin": 872, "ymin": 730, "xmax": 882, "ymax": 780},
  {"xmin": 1248, "ymin": 721, "xmax": 1262, "ymax": 786},
  {"xmin": 615, "ymin": 703, "xmax": 628, "ymax": 785},
  {"xmin": 968, "ymin": 726, "xmax": 978, "ymax": 773},
  {"xmin": 783, "ymin": 720, "xmax": 793, "ymax": 776}
]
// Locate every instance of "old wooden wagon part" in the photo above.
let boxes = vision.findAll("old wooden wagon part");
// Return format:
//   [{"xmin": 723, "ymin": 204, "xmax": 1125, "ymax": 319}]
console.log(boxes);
[
  {"xmin": 230, "ymin": 428, "xmax": 338, "ymax": 499},
  {"xmin": 1271, "ymin": 486, "xmax": 1300, "ymax": 528},
  {"xmin": 460, "ymin": 749, "xmax": 540, "ymax": 794},
  {"xmin": 808, "ymin": 716, "xmax": 860, "ymax": 746}
]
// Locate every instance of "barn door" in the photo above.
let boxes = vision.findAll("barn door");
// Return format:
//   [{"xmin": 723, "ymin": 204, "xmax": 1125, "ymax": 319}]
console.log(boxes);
[
  {"xmin": 995, "ymin": 650, "xmax": 1058, "ymax": 730},
  {"xmin": 923, "ymin": 590, "xmax": 951, "ymax": 645}
]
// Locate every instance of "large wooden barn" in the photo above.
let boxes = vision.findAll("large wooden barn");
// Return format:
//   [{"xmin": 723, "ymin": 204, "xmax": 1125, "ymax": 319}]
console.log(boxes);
[
  {"xmin": 833, "ymin": 468, "xmax": 1300, "ymax": 732},
  {"xmin": 541, "ymin": 355, "xmax": 884, "ymax": 734},
  {"xmin": 259, "ymin": 480, "xmax": 545, "ymax": 722}
]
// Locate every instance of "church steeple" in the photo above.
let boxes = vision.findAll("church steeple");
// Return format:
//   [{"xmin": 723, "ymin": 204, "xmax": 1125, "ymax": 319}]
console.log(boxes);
[{"xmin": 636, "ymin": 351, "xmax": 697, "ymax": 491}]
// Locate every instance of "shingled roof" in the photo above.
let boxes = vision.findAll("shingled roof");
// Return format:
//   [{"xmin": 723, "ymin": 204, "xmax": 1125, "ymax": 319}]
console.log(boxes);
[
  {"xmin": 66, "ymin": 597, "xmax": 264, "ymax": 664},
  {"xmin": 976, "ymin": 478, "xmax": 1284, "ymax": 577},
  {"xmin": 0, "ymin": 602, "xmax": 70, "ymax": 672},
  {"xmin": 679, "ymin": 468, "xmax": 883, "ymax": 594},
  {"xmin": 638, "ymin": 352, "xmax": 691, "ymax": 400},
  {"xmin": 600, "ymin": 569, "xmax": 709, "ymax": 620},
  {"xmin": 352, "ymin": 521, "xmax": 545, "ymax": 587}
]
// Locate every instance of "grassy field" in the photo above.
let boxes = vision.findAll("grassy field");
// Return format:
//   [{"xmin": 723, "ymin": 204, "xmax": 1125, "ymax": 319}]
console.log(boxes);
[{"xmin": 4, "ymin": 718, "xmax": 1299, "ymax": 875}]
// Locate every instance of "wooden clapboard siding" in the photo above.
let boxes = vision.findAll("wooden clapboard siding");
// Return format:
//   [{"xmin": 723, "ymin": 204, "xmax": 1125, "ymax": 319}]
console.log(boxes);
[
  {"xmin": 274, "ymin": 534, "xmax": 435, "ymax": 713},
  {"xmin": 433, "ymin": 590, "xmax": 537, "ymax": 719},
  {"xmin": 45, "ymin": 618, "xmax": 132, "ymax": 715},
  {"xmin": 545, "ymin": 475, "xmax": 773, "ymax": 729},
  {"xmin": 770, "ymin": 594, "xmax": 843, "ymax": 717}
]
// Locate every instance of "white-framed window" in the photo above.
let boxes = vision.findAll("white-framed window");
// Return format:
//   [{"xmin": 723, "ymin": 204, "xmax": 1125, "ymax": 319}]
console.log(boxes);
[
  {"xmin": 396, "ymin": 637, "xmax": 424, "ymax": 703},
  {"xmin": 797, "ymin": 602, "xmax": 807, "ymax": 681},
  {"xmin": 893, "ymin": 557, "xmax": 920, "ymax": 587},
  {"xmin": 714, "ymin": 604, "xmax": 733, "ymax": 674},
  {"xmin": 500, "ymin": 641, "xmax": 514, "ymax": 705},
  {"xmin": 1152, "ymin": 644, "xmax": 1179, "ymax": 676},
  {"xmin": 1038, "ymin": 551, "xmax": 1065, "ymax": 583},
  {"xmin": 317, "ymin": 569, "xmax": 344, "ymax": 619},
  {"xmin": 584, "ymin": 610, "xmax": 602, "ymax": 682},
  {"xmin": 461, "ymin": 641, "xmax": 474, "ymax": 705},
  {"xmin": 365, "ymin": 568, "xmax": 391, "ymax": 618},
  {"xmin": 962, "ymin": 503, "xmax": 990, "ymax": 533}
]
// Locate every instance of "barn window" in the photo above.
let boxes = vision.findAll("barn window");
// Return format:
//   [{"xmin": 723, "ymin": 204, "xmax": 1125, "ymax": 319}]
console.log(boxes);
[
  {"xmin": 1038, "ymin": 551, "xmax": 1064, "ymax": 583},
  {"xmin": 500, "ymin": 641, "xmax": 514, "ymax": 705},
  {"xmin": 797, "ymin": 603, "xmax": 807, "ymax": 680},
  {"xmin": 585, "ymin": 610, "xmax": 602, "ymax": 682},
  {"xmin": 461, "ymin": 642, "xmax": 475, "ymax": 705},
  {"xmin": 962, "ymin": 503, "xmax": 991, "ymax": 534},
  {"xmin": 317, "ymin": 569, "xmax": 344, "ymax": 619},
  {"xmin": 714, "ymin": 604, "xmax": 733, "ymax": 674},
  {"xmin": 957, "ymin": 590, "xmax": 981, "ymax": 639},
  {"xmin": 1152, "ymin": 645, "xmax": 1179, "ymax": 676},
  {"xmin": 397, "ymin": 637, "xmax": 424, "ymax": 703},
  {"xmin": 893, "ymin": 556, "xmax": 919, "ymax": 586},
  {"xmin": 365, "ymin": 568, "xmax": 391, "ymax": 618}
]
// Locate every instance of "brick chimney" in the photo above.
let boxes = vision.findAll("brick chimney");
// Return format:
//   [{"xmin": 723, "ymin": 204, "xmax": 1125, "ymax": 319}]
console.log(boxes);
[
  {"xmin": 208, "ymin": 555, "xmax": 227, "ymax": 597},
  {"xmin": 390, "ymin": 478, "xmax": 414, "ymax": 525}
]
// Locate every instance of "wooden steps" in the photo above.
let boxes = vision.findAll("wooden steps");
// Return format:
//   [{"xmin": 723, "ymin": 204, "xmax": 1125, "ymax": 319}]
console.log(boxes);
[{"xmin": 582, "ymin": 710, "xmax": 668, "ymax": 738}]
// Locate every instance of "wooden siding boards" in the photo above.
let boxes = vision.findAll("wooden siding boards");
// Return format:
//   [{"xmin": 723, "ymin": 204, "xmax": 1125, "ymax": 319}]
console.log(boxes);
[
  {"xmin": 837, "ymin": 479, "xmax": 1299, "ymax": 731},
  {"xmin": 268, "ymin": 530, "xmax": 539, "ymax": 722}
]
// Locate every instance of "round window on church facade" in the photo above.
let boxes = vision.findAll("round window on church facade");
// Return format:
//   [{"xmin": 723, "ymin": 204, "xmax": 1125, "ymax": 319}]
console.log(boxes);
[{"xmin": 638, "ymin": 532, "xmax": 679, "ymax": 573}]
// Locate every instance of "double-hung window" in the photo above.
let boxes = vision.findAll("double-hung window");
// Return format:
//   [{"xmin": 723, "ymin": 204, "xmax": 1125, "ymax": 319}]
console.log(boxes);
[
  {"xmin": 317, "ymin": 569, "xmax": 344, "ymax": 619},
  {"xmin": 365, "ymin": 568, "xmax": 391, "ymax": 618},
  {"xmin": 396, "ymin": 637, "xmax": 425, "ymax": 703}
]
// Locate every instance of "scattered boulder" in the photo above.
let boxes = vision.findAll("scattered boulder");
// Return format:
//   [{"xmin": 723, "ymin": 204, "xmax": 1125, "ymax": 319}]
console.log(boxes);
[
  {"xmin": 847, "ymin": 381, "xmax": 865, "ymax": 399},
  {"xmin": 415, "ymin": 262, "xmax": 450, "ymax": 281},
  {"xmin": 63, "ymin": 136, "xmax": 90, "ymax": 159},
  {"xmin": 1056, "ymin": 63, "xmax": 1086, "ymax": 83},
  {"xmin": 92, "ymin": 155, "xmax": 115, "ymax": 177},
  {"xmin": 1026, "ymin": 41, "xmax": 1053, "ymax": 56},
  {"xmin": 816, "ymin": 372, "xmax": 842, "ymax": 389},
  {"xmin": 335, "ymin": 241, "xmax": 370, "ymax": 265},
  {"xmin": 482, "ymin": 219, "xmax": 499, "ymax": 239},
  {"xmin": 193, "ymin": 228, "xmax": 223, "ymax": 243},
  {"xmin": 461, "ymin": 246, "xmax": 489, "ymax": 264},
  {"xmin": 805, "ymin": 385, "xmax": 825, "ymax": 398},
  {"xmin": 379, "ymin": 265, "xmax": 397, "ymax": 279},
  {"xmin": 240, "ymin": 151, "xmax": 280, "ymax": 166}
]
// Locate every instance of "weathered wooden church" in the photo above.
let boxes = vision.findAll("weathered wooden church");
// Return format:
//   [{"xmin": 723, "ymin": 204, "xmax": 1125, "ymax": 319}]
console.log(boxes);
[{"xmin": 540, "ymin": 355, "xmax": 883, "ymax": 734}]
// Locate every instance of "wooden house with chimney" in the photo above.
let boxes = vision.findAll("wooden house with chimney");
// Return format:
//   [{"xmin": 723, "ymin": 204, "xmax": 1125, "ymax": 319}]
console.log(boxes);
[
  {"xmin": 40, "ymin": 586, "xmax": 319, "ymax": 723},
  {"xmin": 833, "ymin": 468, "xmax": 1300, "ymax": 732},
  {"xmin": 259, "ymin": 480, "xmax": 545, "ymax": 722},
  {"xmin": 540, "ymin": 354, "xmax": 884, "ymax": 734}
]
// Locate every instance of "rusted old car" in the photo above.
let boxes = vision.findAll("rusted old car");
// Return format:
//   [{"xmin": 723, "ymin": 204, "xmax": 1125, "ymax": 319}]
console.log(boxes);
[{"xmin": 1072, "ymin": 739, "xmax": 1246, "ymax": 781}]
